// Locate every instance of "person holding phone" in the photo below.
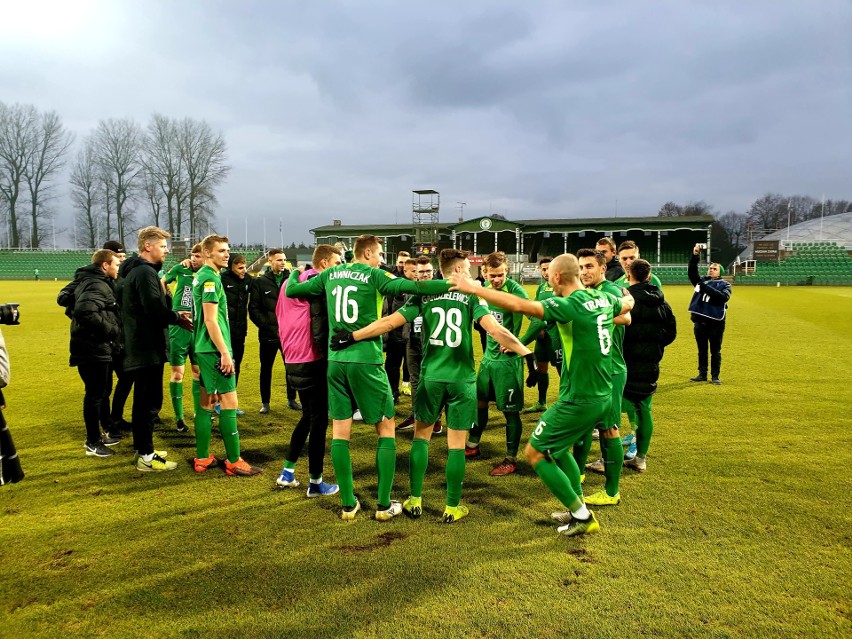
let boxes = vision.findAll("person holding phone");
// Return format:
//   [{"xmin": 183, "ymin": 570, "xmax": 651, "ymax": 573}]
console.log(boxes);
[
  {"xmin": 192, "ymin": 234, "xmax": 262, "ymax": 476},
  {"xmin": 688, "ymin": 243, "xmax": 731, "ymax": 384}
]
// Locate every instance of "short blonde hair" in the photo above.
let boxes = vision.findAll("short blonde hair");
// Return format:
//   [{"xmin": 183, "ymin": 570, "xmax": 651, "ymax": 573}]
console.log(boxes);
[
  {"xmin": 201, "ymin": 234, "xmax": 229, "ymax": 254},
  {"xmin": 137, "ymin": 226, "xmax": 171, "ymax": 252}
]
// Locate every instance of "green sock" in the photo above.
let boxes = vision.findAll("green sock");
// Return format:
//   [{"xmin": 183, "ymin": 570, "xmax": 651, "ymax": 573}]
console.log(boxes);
[
  {"xmin": 376, "ymin": 437, "xmax": 396, "ymax": 509},
  {"xmin": 191, "ymin": 379, "xmax": 201, "ymax": 416},
  {"xmin": 409, "ymin": 437, "xmax": 429, "ymax": 498},
  {"xmin": 445, "ymin": 448, "xmax": 466, "ymax": 507},
  {"xmin": 468, "ymin": 406, "xmax": 488, "ymax": 446},
  {"xmin": 331, "ymin": 439, "xmax": 355, "ymax": 507},
  {"xmin": 170, "ymin": 381, "xmax": 183, "ymax": 420},
  {"xmin": 554, "ymin": 448, "xmax": 584, "ymax": 498},
  {"xmin": 218, "ymin": 408, "xmax": 241, "ymax": 463},
  {"xmin": 194, "ymin": 408, "xmax": 213, "ymax": 459},
  {"xmin": 534, "ymin": 457, "xmax": 583, "ymax": 511},
  {"xmin": 537, "ymin": 371, "xmax": 549, "ymax": 405},
  {"xmin": 505, "ymin": 412, "xmax": 522, "ymax": 458},
  {"xmin": 573, "ymin": 433, "xmax": 594, "ymax": 471},
  {"xmin": 636, "ymin": 396, "xmax": 654, "ymax": 458},
  {"xmin": 283, "ymin": 460, "xmax": 296, "ymax": 471},
  {"xmin": 603, "ymin": 436, "xmax": 624, "ymax": 497}
]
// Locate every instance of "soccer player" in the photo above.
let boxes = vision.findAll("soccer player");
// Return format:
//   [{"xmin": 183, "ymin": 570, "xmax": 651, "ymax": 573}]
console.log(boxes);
[
  {"xmin": 285, "ymin": 234, "xmax": 450, "ymax": 521},
  {"xmin": 117, "ymin": 226, "xmax": 192, "ymax": 472},
  {"xmin": 332, "ymin": 249, "xmax": 536, "ymax": 522},
  {"xmin": 520, "ymin": 257, "xmax": 563, "ymax": 414},
  {"xmin": 614, "ymin": 241, "xmax": 663, "ymax": 289},
  {"xmin": 465, "ymin": 251, "xmax": 530, "ymax": 476},
  {"xmin": 250, "ymin": 248, "xmax": 299, "ymax": 414},
  {"xmin": 623, "ymin": 259, "xmax": 677, "ymax": 473},
  {"xmin": 687, "ymin": 244, "xmax": 731, "ymax": 384},
  {"xmin": 192, "ymin": 235, "xmax": 262, "ymax": 477},
  {"xmin": 596, "ymin": 237, "xmax": 624, "ymax": 282},
  {"xmin": 449, "ymin": 254, "xmax": 633, "ymax": 536},
  {"xmin": 274, "ymin": 244, "xmax": 342, "ymax": 496},
  {"xmin": 162, "ymin": 243, "xmax": 204, "ymax": 433},
  {"xmin": 576, "ymin": 248, "xmax": 631, "ymax": 506}
]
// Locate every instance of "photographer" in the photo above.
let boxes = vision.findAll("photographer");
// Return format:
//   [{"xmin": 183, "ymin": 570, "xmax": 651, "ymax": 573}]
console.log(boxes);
[
  {"xmin": 1, "ymin": 305, "xmax": 25, "ymax": 486},
  {"xmin": 688, "ymin": 244, "xmax": 731, "ymax": 385}
]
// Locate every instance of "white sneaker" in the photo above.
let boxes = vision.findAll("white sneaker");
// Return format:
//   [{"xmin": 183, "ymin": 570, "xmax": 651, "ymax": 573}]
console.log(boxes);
[
  {"xmin": 375, "ymin": 500, "xmax": 403, "ymax": 521},
  {"xmin": 625, "ymin": 456, "xmax": 647, "ymax": 472},
  {"xmin": 550, "ymin": 511, "xmax": 573, "ymax": 524},
  {"xmin": 400, "ymin": 382, "xmax": 411, "ymax": 396},
  {"xmin": 585, "ymin": 458, "xmax": 605, "ymax": 474},
  {"xmin": 341, "ymin": 498, "xmax": 361, "ymax": 521},
  {"xmin": 352, "ymin": 409, "xmax": 363, "ymax": 421}
]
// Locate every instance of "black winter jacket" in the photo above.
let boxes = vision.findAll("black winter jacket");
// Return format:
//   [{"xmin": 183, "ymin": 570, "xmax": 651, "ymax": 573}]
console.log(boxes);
[
  {"xmin": 605, "ymin": 257, "xmax": 625, "ymax": 282},
  {"xmin": 221, "ymin": 269, "xmax": 251, "ymax": 339},
  {"xmin": 249, "ymin": 269, "xmax": 288, "ymax": 343},
  {"xmin": 623, "ymin": 282, "xmax": 677, "ymax": 402},
  {"xmin": 69, "ymin": 265, "xmax": 121, "ymax": 366},
  {"xmin": 57, "ymin": 265, "xmax": 88, "ymax": 318},
  {"xmin": 117, "ymin": 255, "xmax": 183, "ymax": 371}
]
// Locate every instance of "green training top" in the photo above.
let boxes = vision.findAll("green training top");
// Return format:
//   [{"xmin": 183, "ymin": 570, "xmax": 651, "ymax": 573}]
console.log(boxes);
[
  {"xmin": 399, "ymin": 287, "xmax": 491, "ymax": 383},
  {"xmin": 593, "ymin": 279, "xmax": 627, "ymax": 375},
  {"xmin": 482, "ymin": 278, "xmax": 529, "ymax": 361},
  {"xmin": 192, "ymin": 264, "xmax": 231, "ymax": 355},
  {"xmin": 165, "ymin": 263, "xmax": 196, "ymax": 312},
  {"xmin": 285, "ymin": 263, "xmax": 450, "ymax": 365},
  {"xmin": 541, "ymin": 289, "xmax": 623, "ymax": 404}
]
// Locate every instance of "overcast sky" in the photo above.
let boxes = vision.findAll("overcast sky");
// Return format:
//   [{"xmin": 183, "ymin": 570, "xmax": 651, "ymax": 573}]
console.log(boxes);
[{"xmin": 2, "ymin": 0, "xmax": 850, "ymax": 246}]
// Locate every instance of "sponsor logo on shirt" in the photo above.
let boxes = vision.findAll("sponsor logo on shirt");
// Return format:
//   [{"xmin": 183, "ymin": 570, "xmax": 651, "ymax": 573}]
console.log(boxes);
[{"xmin": 203, "ymin": 281, "xmax": 216, "ymax": 293}]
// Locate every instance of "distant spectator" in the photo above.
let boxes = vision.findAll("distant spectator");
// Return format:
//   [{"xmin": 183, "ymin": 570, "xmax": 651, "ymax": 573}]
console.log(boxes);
[{"xmin": 687, "ymin": 244, "xmax": 731, "ymax": 385}]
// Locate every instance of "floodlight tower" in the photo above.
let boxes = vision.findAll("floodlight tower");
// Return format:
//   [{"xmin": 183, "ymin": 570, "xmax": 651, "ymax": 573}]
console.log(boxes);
[{"xmin": 412, "ymin": 189, "xmax": 440, "ymax": 249}]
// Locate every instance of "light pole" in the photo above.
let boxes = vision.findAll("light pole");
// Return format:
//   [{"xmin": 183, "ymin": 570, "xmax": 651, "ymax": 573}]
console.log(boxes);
[{"xmin": 457, "ymin": 201, "xmax": 466, "ymax": 221}]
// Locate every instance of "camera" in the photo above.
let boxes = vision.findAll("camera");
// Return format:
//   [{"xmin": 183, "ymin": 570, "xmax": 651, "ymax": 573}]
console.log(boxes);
[
  {"xmin": 0, "ymin": 303, "xmax": 21, "ymax": 325},
  {"xmin": 697, "ymin": 243, "xmax": 708, "ymax": 250}
]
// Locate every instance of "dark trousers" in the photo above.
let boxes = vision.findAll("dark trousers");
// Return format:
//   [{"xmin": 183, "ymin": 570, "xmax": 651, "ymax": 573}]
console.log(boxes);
[
  {"xmin": 406, "ymin": 344, "xmax": 422, "ymax": 399},
  {"xmin": 232, "ymin": 334, "xmax": 246, "ymax": 385},
  {"xmin": 111, "ymin": 361, "xmax": 133, "ymax": 424},
  {"xmin": 384, "ymin": 340, "xmax": 409, "ymax": 398},
  {"xmin": 693, "ymin": 320, "xmax": 725, "ymax": 378},
  {"xmin": 259, "ymin": 341, "xmax": 296, "ymax": 404},
  {"xmin": 78, "ymin": 362, "xmax": 113, "ymax": 444},
  {"xmin": 130, "ymin": 363, "xmax": 164, "ymax": 456},
  {"xmin": 287, "ymin": 383, "xmax": 330, "ymax": 478}
]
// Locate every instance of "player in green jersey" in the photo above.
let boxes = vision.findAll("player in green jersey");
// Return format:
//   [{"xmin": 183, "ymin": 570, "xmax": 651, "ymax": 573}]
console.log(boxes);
[
  {"xmin": 331, "ymin": 249, "xmax": 536, "ymax": 523},
  {"xmin": 576, "ymin": 248, "xmax": 631, "ymax": 506},
  {"xmin": 519, "ymin": 257, "xmax": 563, "ymax": 414},
  {"xmin": 464, "ymin": 251, "xmax": 530, "ymax": 477},
  {"xmin": 449, "ymin": 253, "xmax": 633, "ymax": 536},
  {"xmin": 192, "ymin": 235, "xmax": 262, "ymax": 477},
  {"xmin": 162, "ymin": 243, "xmax": 204, "ymax": 433},
  {"xmin": 285, "ymin": 234, "xmax": 450, "ymax": 521}
]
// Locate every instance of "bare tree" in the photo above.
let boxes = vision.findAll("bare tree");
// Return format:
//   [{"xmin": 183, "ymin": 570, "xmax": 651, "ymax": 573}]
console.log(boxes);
[
  {"xmin": 93, "ymin": 118, "xmax": 143, "ymax": 244},
  {"xmin": 142, "ymin": 167, "xmax": 166, "ymax": 228},
  {"xmin": 0, "ymin": 102, "xmax": 38, "ymax": 247},
  {"xmin": 177, "ymin": 118, "xmax": 230, "ymax": 240},
  {"xmin": 23, "ymin": 110, "xmax": 74, "ymax": 247},
  {"xmin": 716, "ymin": 210, "xmax": 748, "ymax": 251},
  {"xmin": 70, "ymin": 137, "xmax": 102, "ymax": 247},
  {"xmin": 143, "ymin": 114, "xmax": 187, "ymax": 236},
  {"xmin": 746, "ymin": 193, "xmax": 786, "ymax": 234}
]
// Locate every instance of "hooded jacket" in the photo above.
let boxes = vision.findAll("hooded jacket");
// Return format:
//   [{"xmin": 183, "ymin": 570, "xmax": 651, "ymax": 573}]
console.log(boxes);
[
  {"xmin": 221, "ymin": 268, "xmax": 251, "ymax": 339},
  {"xmin": 250, "ymin": 268, "xmax": 289, "ymax": 343},
  {"xmin": 116, "ymin": 255, "xmax": 183, "ymax": 371},
  {"xmin": 687, "ymin": 253, "xmax": 731, "ymax": 322},
  {"xmin": 623, "ymin": 281, "xmax": 677, "ymax": 402},
  {"xmin": 57, "ymin": 266, "xmax": 87, "ymax": 319},
  {"xmin": 69, "ymin": 264, "xmax": 121, "ymax": 366}
]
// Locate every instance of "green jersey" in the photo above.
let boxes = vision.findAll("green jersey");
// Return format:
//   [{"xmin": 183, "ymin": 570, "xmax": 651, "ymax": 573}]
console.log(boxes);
[
  {"xmin": 541, "ymin": 289, "xmax": 623, "ymax": 404},
  {"xmin": 615, "ymin": 272, "xmax": 662, "ymax": 289},
  {"xmin": 192, "ymin": 265, "xmax": 231, "ymax": 354},
  {"xmin": 482, "ymin": 278, "xmax": 529, "ymax": 361},
  {"xmin": 593, "ymin": 279, "xmax": 627, "ymax": 375},
  {"xmin": 165, "ymin": 263, "xmax": 196, "ymax": 312},
  {"xmin": 399, "ymin": 287, "xmax": 490, "ymax": 383},
  {"xmin": 520, "ymin": 281, "xmax": 558, "ymax": 345},
  {"xmin": 285, "ymin": 263, "xmax": 449, "ymax": 365}
]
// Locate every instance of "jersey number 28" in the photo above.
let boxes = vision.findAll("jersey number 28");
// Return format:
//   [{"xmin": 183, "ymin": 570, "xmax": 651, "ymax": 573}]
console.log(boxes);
[{"xmin": 429, "ymin": 307, "xmax": 463, "ymax": 347}]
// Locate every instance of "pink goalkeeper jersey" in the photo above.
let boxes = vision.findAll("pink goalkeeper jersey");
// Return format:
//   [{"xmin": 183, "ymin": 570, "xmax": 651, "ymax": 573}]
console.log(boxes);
[{"xmin": 276, "ymin": 269, "xmax": 321, "ymax": 364}]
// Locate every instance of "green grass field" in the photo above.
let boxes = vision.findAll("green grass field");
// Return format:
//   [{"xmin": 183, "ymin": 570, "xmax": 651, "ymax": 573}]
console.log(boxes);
[{"xmin": 1, "ymin": 281, "xmax": 850, "ymax": 638}]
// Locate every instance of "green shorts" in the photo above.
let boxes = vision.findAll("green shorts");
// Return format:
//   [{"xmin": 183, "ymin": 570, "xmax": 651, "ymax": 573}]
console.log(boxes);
[
  {"xmin": 168, "ymin": 325, "xmax": 196, "ymax": 367},
  {"xmin": 328, "ymin": 361, "xmax": 395, "ymax": 424},
  {"xmin": 533, "ymin": 329, "xmax": 563, "ymax": 368},
  {"xmin": 197, "ymin": 352, "xmax": 236, "ymax": 395},
  {"xmin": 605, "ymin": 372, "xmax": 626, "ymax": 430},
  {"xmin": 528, "ymin": 399, "xmax": 610, "ymax": 455},
  {"xmin": 414, "ymin": 378, "xmax": 476, "ymax": 430},
  {"xmin": 476, "ymin": 358, "xmax": 523, "ymax": 412}
]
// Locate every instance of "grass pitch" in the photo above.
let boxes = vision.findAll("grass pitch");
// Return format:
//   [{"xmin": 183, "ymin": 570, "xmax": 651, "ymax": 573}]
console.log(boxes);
[{"xmin": 0, "ymin": 281, "xmax": 850, "ymax": 638}]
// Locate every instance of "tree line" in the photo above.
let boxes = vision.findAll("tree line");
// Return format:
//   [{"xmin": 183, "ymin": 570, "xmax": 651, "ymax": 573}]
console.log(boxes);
[
  {"xmin": 0, "ymin": 102, "xmax": 230, "ymax": 248},
  {"xmin": 657, "ymin": 195, "xmax": 851, "ymax": 265}
]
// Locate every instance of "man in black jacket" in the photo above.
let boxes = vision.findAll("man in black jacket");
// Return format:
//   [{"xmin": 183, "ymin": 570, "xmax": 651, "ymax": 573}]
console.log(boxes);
[
  {"xmin": 117, "ymin": 226, "xmax": 191, "ymax": 472},
  {"xmin": 596, "ymin": 236, "xmax": 624, "ymax": 282},
  {"xmin": 221, "ymin": 254, "xmax": 251, "ymax": 386},
  {"xmin": 70, "ymin": 249, "xmax": 123, "ymax": 457},
  {"xmin": 383, "ymin": 256, "xmax": 415, "ymax": 404},
  {"xmin": 249, "ymin": 248, "xmax": 299, "ymax": 413},
  {"xmin": 622, "ymin": 259, "xmax": 677, "ymax": 473}
]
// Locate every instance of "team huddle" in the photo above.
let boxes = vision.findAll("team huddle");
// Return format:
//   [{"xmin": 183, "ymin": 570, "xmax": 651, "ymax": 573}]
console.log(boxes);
[{"xmin": 65, "ymin": 227, "xmax": 690, "ymax": 537}]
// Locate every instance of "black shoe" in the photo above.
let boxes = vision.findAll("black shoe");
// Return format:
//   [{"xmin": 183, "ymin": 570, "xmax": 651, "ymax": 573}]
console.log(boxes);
[
  {"xmin": 176, "ymin": 419, "xmax": 189, "ymax": 433},
  {"xmin": 101, "ymin": 432, "xmax": 122, "ymax": 445},
  {"xmin": 85, "ymin": 441, "xmax": 115, "ymax": 457},
  {"xmin": 711, "ymin": 377, "xmax": 722, "ymax": 385},
  {"xmin": 690, "ymin": 375, "xmax": 707, "ymax": 382},
  {"xmin": 112, "ymin": 418, "xmax": 132, "ymax": 432},
  {"xmin": 288, "ymin": 400, "xmax": 302, "ymax": 411},
  {"xmin": 152, "ymin": 415, "xmax": 163, "ymax": 425}
]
